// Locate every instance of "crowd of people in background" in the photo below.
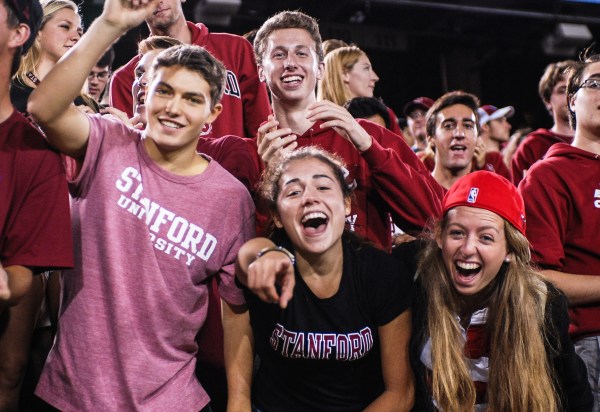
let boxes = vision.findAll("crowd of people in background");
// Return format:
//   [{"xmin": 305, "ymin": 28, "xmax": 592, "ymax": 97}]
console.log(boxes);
[{"xmin": 1, "ymin": 0, "xmax": 599, "ymax": 410}]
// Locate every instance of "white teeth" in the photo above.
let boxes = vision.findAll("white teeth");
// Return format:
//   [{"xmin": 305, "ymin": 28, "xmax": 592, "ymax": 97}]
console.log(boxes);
[
  {"xmin": 457, "ymin": 261, "xmax": 480, "ymax": 270},
  {"xmin": 283, "ymin": 76, "xmax": 302, "ymax": 83},
  {"xmin": 301, "ymin": 211, "xmax": 327, "ymax": 223},
  {"xmin": 160, "ymin": 120, "xmax": 182, "ymax": 129},
  {"xmin": 451, "ymin": 145, "xmax": 466, "ymax": 150}
]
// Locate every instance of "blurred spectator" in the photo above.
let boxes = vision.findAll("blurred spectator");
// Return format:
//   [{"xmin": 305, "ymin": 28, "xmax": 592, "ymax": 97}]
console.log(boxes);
[
  {"xmin": 344, "ymin": 96, "xmax": 391, "ymax": 129},
  {"xmin": 322, "ymin": 38, "xmax": 348, "ymax": 55},
  {"xmin": 404, "ymin": 96, "xmax": 434, "ymax": 152},
  {"xmin": 318, "ymin": 45, "xmax": 403, "ymax": 136},
  {"xmin": 512, "ymin": 60, "xmax": 575, "ymax": 185},
  {"xmin": 478, "ymin": 104, "xmax": 514, "ymax": 153},
  {"xmin": 86, "ymin": 46, "xmax": 114, "ymax": 106}
]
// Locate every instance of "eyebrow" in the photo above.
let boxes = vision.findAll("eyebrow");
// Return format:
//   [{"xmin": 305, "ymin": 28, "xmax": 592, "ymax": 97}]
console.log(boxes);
[
  {"xmin": 448, "ymin": 222, "xmax": 501, "ymax": 233},
  {"xmin": 283, "ymin": 174, "xmax": 334, "ymax": 187}
]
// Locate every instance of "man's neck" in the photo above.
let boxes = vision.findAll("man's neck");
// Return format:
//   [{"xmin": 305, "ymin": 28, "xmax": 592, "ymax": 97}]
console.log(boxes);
[
  {"xmin": 482, "ymin": 135, "xmax": 500, "ymax": 152},
  {"xmin": 572, "ymin": 128, "xmax": 600, "ymax": 156},
  {"xmin": 432, "ymin": 163, "xmax": 472, "ymax": 190},
  {"xmin": 149, "ymin": 19, "xmax": 192, "ymax": 43},
  {"xmin": 142, "ymin": 134, "xmax": 209, "ymax": 175},
  {"xmin": 550, "ymin": 119, "xmax": 574, "ymax": 137},
  {"xmin": 272, "ymin": 98, "xmax": 316, "ymax": 136}
]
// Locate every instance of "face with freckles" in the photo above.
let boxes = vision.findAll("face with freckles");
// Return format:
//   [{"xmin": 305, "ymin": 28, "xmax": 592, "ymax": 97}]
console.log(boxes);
[
  {"xmin": 274, "ymin": 157, "xmax": 351, "ymax": 256},
  {"xmin": 438, "ymin": 206, "xmax": 511, "ymax": 308}
]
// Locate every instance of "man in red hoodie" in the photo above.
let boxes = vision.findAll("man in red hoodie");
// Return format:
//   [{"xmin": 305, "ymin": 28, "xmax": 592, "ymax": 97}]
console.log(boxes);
[
  {"xmin": 253, "ymin": 10, "xmax": 443, "ymax": 252},
  {"xmin": 519, "ymin": 51, "xmax": 600, "ymax": 408},
  {"xmin": 109, "ymin": 0, "xmax": 271, "ymax": 140},
  {"xmin": 512, "ymin": 60, "xmax": 575, "ymax": 185}
]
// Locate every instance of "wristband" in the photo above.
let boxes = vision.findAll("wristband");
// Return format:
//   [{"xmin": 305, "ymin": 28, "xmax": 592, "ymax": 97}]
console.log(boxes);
[{"xmin": 256, "ymin": 246, "xmax": 296, "ymax": 265}]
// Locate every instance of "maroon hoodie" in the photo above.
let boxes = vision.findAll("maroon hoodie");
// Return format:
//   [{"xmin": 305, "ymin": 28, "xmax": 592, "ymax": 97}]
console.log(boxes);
[
  {"xmin": 512, "ymin": 128, "xmax": 573, "ymax": 186},
  {"xmin": 520, "ymin": 143, "xmax": 600, "ymax": 339}
]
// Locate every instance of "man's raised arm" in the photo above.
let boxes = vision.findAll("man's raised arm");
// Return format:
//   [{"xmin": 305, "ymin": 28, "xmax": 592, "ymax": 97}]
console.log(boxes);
[{"xmin": 28, "ymin": 0, "xmax": 158, "ymax": 158}]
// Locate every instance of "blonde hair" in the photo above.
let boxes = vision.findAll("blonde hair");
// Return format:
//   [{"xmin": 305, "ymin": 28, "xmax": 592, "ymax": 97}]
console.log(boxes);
[
  {"xmin": 14, "ymin": 0, "xmax": 79, "ymax": 84},
  {"xmin": 317, "ymin": 45, "xmax": 365, "ymax": 106},
  {"xmin": 417, "ymin": 217, "xmax": 559, "ymax": 412}
]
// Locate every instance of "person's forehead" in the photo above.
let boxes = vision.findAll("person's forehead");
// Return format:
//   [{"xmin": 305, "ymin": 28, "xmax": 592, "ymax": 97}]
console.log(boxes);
[
  {"xmin": 553, "ymin": 78, "xmax": 567, "ymax": 89},
  {"xmin": 437, "ymin": 104, "xmax": 476, "ymax": 121},
  {"xmin": 138, "ymin": 49, "xmax": 162, "ymax": 68},
  {"xmin": 48, "ymin": 7, "xmax": 80, "ymax": 23},
  {"xmin": 152, "ymin": 65, "xmax": 210, "ymax": 90},
  {"xmin": 582, "ymin": 61, "xmax": 600, "ymax": 80},
  {"xmin": 92, "ymin": 65, "xmax": 109, "ymax": 72},
  {"xmin": 266, "ymin": 28, "xmax": 316, "ymax": 49}
]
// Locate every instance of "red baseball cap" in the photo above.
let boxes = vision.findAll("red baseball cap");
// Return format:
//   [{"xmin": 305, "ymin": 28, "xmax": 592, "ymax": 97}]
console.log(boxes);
[
  {"xmin": 403, "ymin": 97, "xmax": 435, "ymax": 117},
  {"xmin": 442, "ymin": 171, "xmax": 526, "ymax": 235}
]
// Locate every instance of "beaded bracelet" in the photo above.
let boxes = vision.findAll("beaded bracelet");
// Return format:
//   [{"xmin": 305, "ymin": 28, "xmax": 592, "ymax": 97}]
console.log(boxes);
[{"xmin": 256, "ymin": 246, "xmax": 296, "ymax": 265}]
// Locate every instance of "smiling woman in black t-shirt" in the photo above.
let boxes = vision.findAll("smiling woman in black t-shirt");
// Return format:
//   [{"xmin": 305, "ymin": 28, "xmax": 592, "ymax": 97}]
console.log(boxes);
[{"xmin": 233, "ymin": 146, "xmax": 415, "ymax": 412}]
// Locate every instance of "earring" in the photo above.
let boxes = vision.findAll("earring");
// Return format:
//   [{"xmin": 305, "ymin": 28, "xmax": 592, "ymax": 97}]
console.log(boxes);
[{"xmin": 504, "ymin": 257, "xmax": 511, "ymax": 263}]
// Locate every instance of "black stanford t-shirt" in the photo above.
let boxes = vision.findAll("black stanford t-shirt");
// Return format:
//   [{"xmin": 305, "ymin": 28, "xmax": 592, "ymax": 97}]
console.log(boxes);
[{"xmin": 245, "ymin": 237, "xmax": 413, "ymax": 412}]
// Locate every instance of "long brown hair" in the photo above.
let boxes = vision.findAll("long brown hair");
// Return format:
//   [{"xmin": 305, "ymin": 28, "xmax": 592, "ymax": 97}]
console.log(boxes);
[{"xmin": 417, "ymin": 215, "xmax": 559, "ymax": 412}]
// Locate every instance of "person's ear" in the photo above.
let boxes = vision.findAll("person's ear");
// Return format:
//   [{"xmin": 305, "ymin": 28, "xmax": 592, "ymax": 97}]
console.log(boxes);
[
  {"xmin": 568, "ymin": 92, "xmax": 577, "ymax": 114},
  {"xmin": 316, "ymin": 62, "xmax": 325, "ymax": 81},
  {"xmin": 8, "ymin": 23, "xmax": 31, "ymax": 50},
  {"xmin": 427, "ymin": 135, "xmax": 435, "ymax": 149},
  {"xmin": 258, "ymin": 64, "xmax": 266, "ymax": 83},
  {"xmin": 273, "ymin": 213, "xmax": 283, "ymax": 228},
  {"xmin": 206, "ymin": 103, "xmax": 223, "ymax": 124},
  {"xmin": 344, "ymin": 197, "xmax": 351, "ymax": 216}
]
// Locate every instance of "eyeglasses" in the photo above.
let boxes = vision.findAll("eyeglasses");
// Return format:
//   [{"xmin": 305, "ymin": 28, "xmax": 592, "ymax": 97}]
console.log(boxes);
[
  {"xmin": 88, "ymin": 71, "xmax": 110, "ymax": 81},
  {"xmin": 578, "ymin": 78, "xmax": 600, "ymax": 91}
]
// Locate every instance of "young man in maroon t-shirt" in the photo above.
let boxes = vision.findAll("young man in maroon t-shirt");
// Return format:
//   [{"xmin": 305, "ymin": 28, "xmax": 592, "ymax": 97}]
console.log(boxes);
[{"xmin": 0, "ymin": 0, "xmax": 73, "ymax": 409}]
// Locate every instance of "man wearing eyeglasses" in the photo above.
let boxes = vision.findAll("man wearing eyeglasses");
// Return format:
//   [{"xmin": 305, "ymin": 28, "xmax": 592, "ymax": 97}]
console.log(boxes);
[
  {"xmin": 520, "ymin": 51, "xmax": 600, "ymax": 409},
  {"xmin": 87, "ymin": 47, "xmax": 114, "ymax": 104}
]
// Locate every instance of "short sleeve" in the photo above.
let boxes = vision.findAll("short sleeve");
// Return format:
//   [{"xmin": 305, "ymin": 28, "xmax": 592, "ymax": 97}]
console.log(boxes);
[{"xmin": 218, "ymin": 208, "xmax": 255, "ymax": 306}]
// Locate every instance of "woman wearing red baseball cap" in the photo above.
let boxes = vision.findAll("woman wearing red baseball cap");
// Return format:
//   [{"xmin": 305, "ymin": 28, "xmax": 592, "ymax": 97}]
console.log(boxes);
[{"xmin": 402, "ymin": 171, "xmax": 592, "ymax": 411}]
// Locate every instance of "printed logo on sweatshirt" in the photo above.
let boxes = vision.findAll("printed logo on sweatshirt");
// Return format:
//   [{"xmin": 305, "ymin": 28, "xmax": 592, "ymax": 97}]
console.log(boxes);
[
  {"xmin": 223, "ymin": 70, "xmax": 241, "ymax": 99},
  {"xmin": 269, "ymin": 323, "xmax": 374, "ymax": 361},
  {"xmin": 115, "ymin": 166, "xmax": 217, "ymax": 266},
  {"xmin": 595, "ymin": 189, "xmax": 600, "ymax": 208}
]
